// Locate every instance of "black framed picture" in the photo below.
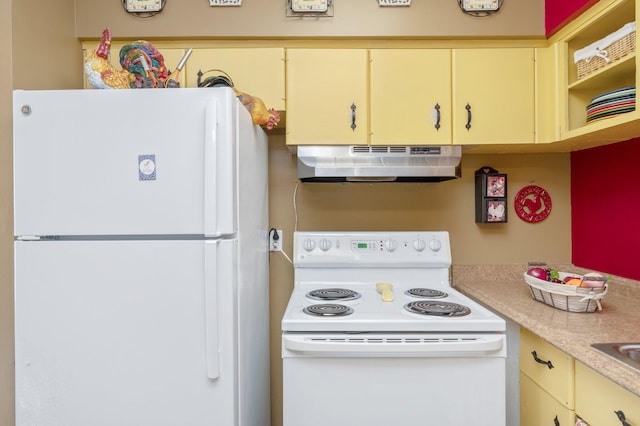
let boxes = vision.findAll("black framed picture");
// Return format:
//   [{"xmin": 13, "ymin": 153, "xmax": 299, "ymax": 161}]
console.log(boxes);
[
  {"xmin": 486, "ymin": 175, "xmax": 506, "ymax": 197},
  {"xmin": 485, "ymin": 199, "xmax": 507, "ymax": 222},
  {"xmin": 475, "ymin": 166, "xmax": 507, "ymax": 223}
]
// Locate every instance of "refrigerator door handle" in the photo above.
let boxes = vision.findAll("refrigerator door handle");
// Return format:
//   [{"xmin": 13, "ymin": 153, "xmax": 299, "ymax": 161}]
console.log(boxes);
[
  {"xmin": 204, "ymin": 100, "xmax": 218, "ymax": 237},
  {"xmin": 204, "ymin": 240, "xmax": 220, "ymax": 379}
]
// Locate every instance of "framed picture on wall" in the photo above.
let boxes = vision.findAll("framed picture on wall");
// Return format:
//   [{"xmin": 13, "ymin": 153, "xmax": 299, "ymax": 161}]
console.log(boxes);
[
  {"xmin": 485, "ymin": 200, "xmax": 507, "ymax": 222},
  {"xmin": 486, "ymin": 175, "xmax": 506, "ymax": 197},
  {"xmin": 475, "ymin": 166, "xmax": 508, "ymax": 223}
]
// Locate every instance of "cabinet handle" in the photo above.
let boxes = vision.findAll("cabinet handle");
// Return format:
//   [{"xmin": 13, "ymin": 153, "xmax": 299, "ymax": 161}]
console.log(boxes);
[
  {"xmin": 531, "ymin": 350, "xmax": 554, "ymax": 369},
  {"xmin": 615, "ymin": 410, "xmax": 633, "ymax": 426},
  {"xmin": 465, "ymin": 103, "xmax": 472, "ymax": 130},
  {"xmin": 350, "ymin": 103, "xmax": 357, "ymax": 131},
  {"xmin": 554, "ymin": 415, "xmax": 560, "ymax": 426},
  {"xmin": 434, "ymin": 103, "xmax": 441, "ymax": 131}
]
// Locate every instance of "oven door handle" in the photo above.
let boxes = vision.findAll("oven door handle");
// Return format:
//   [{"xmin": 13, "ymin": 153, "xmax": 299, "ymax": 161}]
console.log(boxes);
[{"xmin": 283, "ymin": 335, "xmax": 505, "ymax": 356}]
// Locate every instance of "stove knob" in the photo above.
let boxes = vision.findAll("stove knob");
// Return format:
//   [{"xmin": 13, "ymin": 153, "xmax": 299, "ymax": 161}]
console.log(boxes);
[
  {"xmin": 413, "ymin": 238, "xmax": 427, "ymax": 252},
  {"xmin": 318, "ymin": 238, "xmax": 332, "ymax": 251},
  {"xmin": 303, "ymin": 238, "xmax": 316, "ymax": 252},
  {"xmin": 428, "ymin": 238, "xmax": 442, "ymax": 252},
  {"xmin": 384, "ymin": 239, "xmax": 398, "ymax": 252}
]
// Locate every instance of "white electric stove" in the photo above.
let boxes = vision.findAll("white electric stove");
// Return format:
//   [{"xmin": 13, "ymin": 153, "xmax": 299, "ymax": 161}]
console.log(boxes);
[
  {"xmin": 282, "ymin": 231, "xmax": 507, "ymax": 426},
  {"xmin": 282, "ymin": 231, "xmax": 505, "ymax": 333}
]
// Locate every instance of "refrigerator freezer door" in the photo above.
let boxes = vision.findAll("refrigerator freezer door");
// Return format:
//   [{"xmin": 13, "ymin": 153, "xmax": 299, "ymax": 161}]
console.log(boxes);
[
  {"xmin": 13, "ymin": 88, "xmax": 237, "ymax": 237},
  {"xmin": 15, "ymin": 239, "xmax": 237, "ymax": 426}
]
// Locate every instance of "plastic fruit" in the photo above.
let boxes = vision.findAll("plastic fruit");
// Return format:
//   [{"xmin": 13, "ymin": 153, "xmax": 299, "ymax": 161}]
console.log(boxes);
[
  {"xmin": 565, "ymin": 278, "xmax": 582, "ymax": 286},
  {"xmin": 527, "ymin": 267, "xmax": 547, "ymax": 280}
]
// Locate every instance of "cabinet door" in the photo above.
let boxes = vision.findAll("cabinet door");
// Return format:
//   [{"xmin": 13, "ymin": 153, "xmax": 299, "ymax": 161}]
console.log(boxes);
[
  {"xmin": 286, "ymin": 49, "xmax": 368, "ymax": 145},
  {"xmin": 536, "ymin": 45, "xmax": 561, "ymax": 144},
  {"xmin": 520, "ymin": 328, "xmax": 575, "ymax": 409},
  {"xmin": 575, "ymin": 361, "xmax": 640, "ymax": 426},
  {"xmin": 185, "ymin": 48, "xmax": 285, "ymax": 111},
  {"xmin": 370, "ymin": 49, "xmax": 452, "ymax": 146},
  {"xmin": 453, "ymin": 48, "xmax": 535, "ymax": 144},
  {"xmin": 521, "ymin": 373, "xmax": 575, "ymax": 426}
]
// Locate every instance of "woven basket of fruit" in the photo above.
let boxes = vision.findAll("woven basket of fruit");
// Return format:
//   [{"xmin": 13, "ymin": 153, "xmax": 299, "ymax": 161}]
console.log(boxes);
[{"xmin": 524, "ymin": 267, "xmax": 609, "ymax": 313}]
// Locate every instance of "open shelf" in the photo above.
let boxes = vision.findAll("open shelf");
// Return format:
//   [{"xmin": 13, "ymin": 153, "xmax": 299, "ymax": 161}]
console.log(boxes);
[{"xmin": 564, "ymin": 0, "xmax": 636, "ymax": 133}]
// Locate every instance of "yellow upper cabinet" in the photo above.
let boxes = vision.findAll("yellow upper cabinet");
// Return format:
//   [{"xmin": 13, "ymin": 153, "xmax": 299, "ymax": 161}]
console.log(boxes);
[
  {"xmin": 535, "ymin": 45, "xmax": 561, "ymax": 144},
  {"xmin": 285, "ymin": 49, "xmax": 368, "ymax": 146},
  {"xmin": 184, "ymin": 48, "xmax": 285, "ymax": 111},
  {"xmin": 452, "ymin": 48, "xmax": 536, "ymax": 145},
  {"xmin": 369, "ymin": 49, "xmax": 452, "ymax": 146},
  {"xmin": 558, "ymin": 0, "xmax": 637, "ymax": 141}
]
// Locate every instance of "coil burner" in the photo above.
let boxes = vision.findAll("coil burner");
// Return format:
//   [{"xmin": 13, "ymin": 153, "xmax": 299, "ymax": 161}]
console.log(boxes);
[
  {"xmin": 405, "ymin": 288, "xmax": 448, "ymax": 299},
  {"xmin": 404, "ymin": 301, "xmax": 471, "ymax": 317},
  {"xmin": 306, "ymin": 288, "xmax": 361, "ymax": 302},
  {"xmin": 303, "ymin": 304, "xmax": 354, "ymax": 317}
]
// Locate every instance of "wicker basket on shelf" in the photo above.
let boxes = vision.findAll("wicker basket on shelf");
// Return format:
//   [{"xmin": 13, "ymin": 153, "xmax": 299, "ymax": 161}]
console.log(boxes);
[
  {"xmin": 575, "ymin": 22, "xmax": 636, "ymax": 80},
  {"xmin": 523, "ymin": 272, "xmax": 608, "ymax": 313}
]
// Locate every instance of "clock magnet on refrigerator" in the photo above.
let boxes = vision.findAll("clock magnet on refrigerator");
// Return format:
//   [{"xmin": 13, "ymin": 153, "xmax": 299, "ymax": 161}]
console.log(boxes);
[{"xmin": 514, "ymin": 185, "xmax": 552, "ymax": 223}]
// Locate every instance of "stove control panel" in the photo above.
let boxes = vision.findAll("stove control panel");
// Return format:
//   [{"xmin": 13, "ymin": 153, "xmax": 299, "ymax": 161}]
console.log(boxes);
[{"xmin": 294, "ymin": 231, "xmax": 451, "ymax": 267}]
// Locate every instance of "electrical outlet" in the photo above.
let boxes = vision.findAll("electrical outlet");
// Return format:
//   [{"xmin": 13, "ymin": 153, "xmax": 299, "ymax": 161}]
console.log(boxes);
[{"xmin": 270, "ymin": 229, "xmax": 283, "ymax": 252}]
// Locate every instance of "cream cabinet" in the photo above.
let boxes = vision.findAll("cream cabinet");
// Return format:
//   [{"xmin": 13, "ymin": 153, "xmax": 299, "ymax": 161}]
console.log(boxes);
[
  {"xmin": 82, "ymin": 44, "xmax": 285, "ymax": 110},
  {"xmin": 369, "ymin": 49, "xmax": 452, "ymax": 146},
  {"xmin": 520, "ymin": 328, "xmax": 575, "ymax": 426},
  {"xmin": 287, "ymin": 47, "xmax": 535, "ymax": 146},
  {"xmin": 452, "ymin": 48, "xmax": 536, "ymax": 145},
  {"xmin": 535, "ymin": 44, "xmax": 562, "ymax": 144},
  {"xmin": 575, "ymin": 361, "xmax": 640, "ymax": 426},
  {"xmin": 285, "ymin": 49, "xmax": 368, "ymax": 145},
  {"xmin": 557, "ymin": 0, "xmax": 638, "ymax": 142},
  {"xmin": 184, "ymin": 48, "xmax": 285, "ymax": 111},
  {"xmin": 521, "ymin": 373, "xmax": 576, "ymax": 425}
]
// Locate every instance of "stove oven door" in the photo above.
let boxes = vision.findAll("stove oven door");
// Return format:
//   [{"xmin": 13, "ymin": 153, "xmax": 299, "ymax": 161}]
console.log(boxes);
[{"xmin": 282, "ymin": 333, "xmax": 506, "ymax": 426}]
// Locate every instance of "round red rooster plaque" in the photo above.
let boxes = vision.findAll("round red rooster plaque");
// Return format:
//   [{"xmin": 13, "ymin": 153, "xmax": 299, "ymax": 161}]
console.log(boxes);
[{"xmin": 514, "ymin": 185, "xmax": 552, "ymax": 223}]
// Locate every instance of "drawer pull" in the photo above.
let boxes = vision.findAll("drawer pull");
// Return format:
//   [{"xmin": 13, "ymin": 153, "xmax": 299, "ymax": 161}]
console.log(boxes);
[
  {"xmin": 350, "ymin": 103, "xmax": 357, "ymax": 131},
  {"xmin": 615, "ymin": 410, "xmax": 632, "ymax": 426},
  {"xmin": 531, "ymin": 350, "xmax": 554, "ymax": 369},
  {"xmin": 465, "ymin": 103, "xmax": 472, "ymax": 130}
]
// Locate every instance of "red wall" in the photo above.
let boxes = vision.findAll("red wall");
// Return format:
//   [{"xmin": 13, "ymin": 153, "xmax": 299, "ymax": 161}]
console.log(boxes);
[
  {"xmin": 545, "ymin": 0, "xmax": 601, "ymax": 36},
  {"xmin": 571, "ymin": 138, "xmax": 640, "ymax": 280}
]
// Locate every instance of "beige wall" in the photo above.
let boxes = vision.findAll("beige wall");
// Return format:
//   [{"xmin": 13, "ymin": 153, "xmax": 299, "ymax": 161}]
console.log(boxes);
[
  {"xmin": 75, "ymin": 0, "xmax": 544, "ymax": 39},
  {"xmin": 1, "ymin": 1, "xmax": 13, "ymax": 424},
  {"xmin": 3, "ymin": 2, "xmax": 82, "ymax": 426}
]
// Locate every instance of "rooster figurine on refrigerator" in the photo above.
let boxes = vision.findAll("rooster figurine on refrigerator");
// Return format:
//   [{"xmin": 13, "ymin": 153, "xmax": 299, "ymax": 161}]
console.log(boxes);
[
  {"xmin": 84, "ymin": 28, "xmax": 134, "ymax": 89},
  {"xmin": 84, "ymin": 28, "xmax": 172, "ymax": 89}
]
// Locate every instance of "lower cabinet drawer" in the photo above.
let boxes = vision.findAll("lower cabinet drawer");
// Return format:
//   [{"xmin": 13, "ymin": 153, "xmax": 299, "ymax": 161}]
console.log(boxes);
[
  {"xmin": 520, "ymin": 328, "xmax": 575, "ymax": 408},
  {"xmin": 575, "ymin": 361, "xmax": 640, "ymax": 426},
  {"xmin": 521, "ymin": 372, "xmax": 575, "ymax": 426}
]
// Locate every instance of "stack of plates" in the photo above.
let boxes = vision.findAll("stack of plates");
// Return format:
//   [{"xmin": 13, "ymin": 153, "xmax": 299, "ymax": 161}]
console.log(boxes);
[{"xmin": 586, "ymin": 86, "xmax": 636, "ymax": 123}]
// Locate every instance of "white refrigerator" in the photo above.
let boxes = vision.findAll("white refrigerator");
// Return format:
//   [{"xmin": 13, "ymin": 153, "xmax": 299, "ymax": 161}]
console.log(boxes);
[{"xmin": 13, "ymin": 88, "xmax": 270, "ymax": 426}]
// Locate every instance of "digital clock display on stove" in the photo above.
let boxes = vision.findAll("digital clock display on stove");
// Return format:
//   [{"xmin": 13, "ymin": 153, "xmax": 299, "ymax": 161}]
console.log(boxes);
[{"xmin": 351, "ymin": 240, "xmax": 377, "ymax": 251}]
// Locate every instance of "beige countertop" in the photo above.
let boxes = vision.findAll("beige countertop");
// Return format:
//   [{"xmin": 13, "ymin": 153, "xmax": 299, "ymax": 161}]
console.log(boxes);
[{"xmin": 453, "ymin": 265, "xmax": 640, "ymax": 397}]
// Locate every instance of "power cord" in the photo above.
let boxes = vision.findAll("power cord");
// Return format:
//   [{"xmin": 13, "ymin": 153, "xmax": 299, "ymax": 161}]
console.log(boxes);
[{"xmin": 269, "ymin": 228, "xmax": 293, "ymax": 264}]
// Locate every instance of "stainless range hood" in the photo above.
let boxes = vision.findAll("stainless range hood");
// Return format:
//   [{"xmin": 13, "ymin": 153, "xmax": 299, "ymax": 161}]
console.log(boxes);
[{"xmin": 297, "ymin": 145, "xmax": 462, "ymax": 182}]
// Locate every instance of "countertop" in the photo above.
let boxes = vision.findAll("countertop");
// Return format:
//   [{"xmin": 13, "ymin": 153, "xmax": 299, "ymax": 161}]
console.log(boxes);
[{"xmin": 453, "ymin": 265, "xmax": 640, "ymax": 397}]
